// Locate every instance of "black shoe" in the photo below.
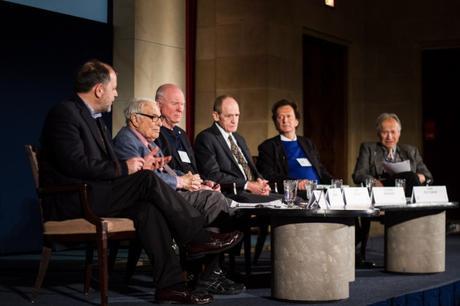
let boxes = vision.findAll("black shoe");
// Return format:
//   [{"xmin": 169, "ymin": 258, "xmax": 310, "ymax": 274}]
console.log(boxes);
[
  {"xmin": 187, "ymin": 231, "xmax": 243, "ymax": 258},
  {"xmin": 196, "ymin": 269, "xmax": 245, "ymax": 295}
]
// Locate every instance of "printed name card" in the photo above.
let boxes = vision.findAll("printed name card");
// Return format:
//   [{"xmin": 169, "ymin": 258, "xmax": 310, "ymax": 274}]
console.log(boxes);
[
  {"xmin": 343, "ymin": 187, "xmax": 372, "ymax": 209},
  {"xmin": 372, "ymin": 187, "xmax": 406, "ymax": 206},
  {"xmin": 326, "ymin": 188, "xmax": 345, "ymax": 209},
  {"xmin": 309, "ymin": 190, "xmax": 328, "ymax": 209},
  {"xmin": 411, "ymin": 186, "xmax": 449, "ymax": 203}
]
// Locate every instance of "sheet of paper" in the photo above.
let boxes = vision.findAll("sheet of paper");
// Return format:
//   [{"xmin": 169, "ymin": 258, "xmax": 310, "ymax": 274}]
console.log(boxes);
[
  {"xmin": 230, "ymin": 199, "xmax": 287, "ymax": 209},
  {"xmin": 383, "ymin": 160, "xmax": 410, "ymax": 174}
]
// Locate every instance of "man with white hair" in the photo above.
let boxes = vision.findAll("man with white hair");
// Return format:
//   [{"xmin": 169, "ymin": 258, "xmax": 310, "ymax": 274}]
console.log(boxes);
[{"xmin": 113, "ymin": 97, "xmax": 245, "ymax": 295}]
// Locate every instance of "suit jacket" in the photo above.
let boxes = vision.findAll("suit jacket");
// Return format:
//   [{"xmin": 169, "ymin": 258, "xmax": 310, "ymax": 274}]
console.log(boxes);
[
  {"xmin": 39, "ymin": 96, "xmax": 127, "ymax": 220},
  {"xmin": 352, "ymin": 142, "xmax": 433, "ymax": 184},
  {"xmin": 113, "ymin": 126, "xmax": 180, "ymax": 189},
  {"xmin": 194, "ymin": 123, "xmax": 262, "ymax": 189},
  {"xmin": 156, "ymin": 126, "xmax": 198, "ymax": 174},
  {"xmin": 257, "ymin": 135, "xmax": 332, "ymax": 187}
]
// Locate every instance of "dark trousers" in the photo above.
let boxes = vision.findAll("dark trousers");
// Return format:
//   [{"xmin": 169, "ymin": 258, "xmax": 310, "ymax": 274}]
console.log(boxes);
[{"xmin": 106, "ymin": 170, "xmax": 207, "ymax": 288}]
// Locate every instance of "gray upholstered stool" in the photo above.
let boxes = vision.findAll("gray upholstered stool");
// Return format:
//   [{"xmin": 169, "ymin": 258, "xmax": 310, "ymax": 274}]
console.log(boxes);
[
  {"xmin": 385, "ymin": 210, "xmax": 445, "ymax": 273},
  {"xmin": 271, "ymin": 220, "xmax": 353, "ymax": 301}
]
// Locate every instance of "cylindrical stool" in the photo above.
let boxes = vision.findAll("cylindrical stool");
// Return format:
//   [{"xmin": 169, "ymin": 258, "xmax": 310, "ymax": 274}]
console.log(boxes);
[
  {"xmin": 272, "ymin": 220, "xmax": 352, "ymax": 301},
  {"xmin": 385, "ymin": 210, "xmax": 445, "ymax": 273}
]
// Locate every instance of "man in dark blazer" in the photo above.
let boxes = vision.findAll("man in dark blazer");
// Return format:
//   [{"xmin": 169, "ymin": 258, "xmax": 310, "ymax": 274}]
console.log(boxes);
[
  {"xmin": 194, "ymin": 95, "xmax": 272, "ymax": 201},
  {"xmin": 352, "ymin": 112, "xmax": 433, "ymax": 193},
  {"xmin": 155, "ymin": 84, "xmax": 199, "ymax": 175},
  {"xmin": 257, "ymin": 99, "xmax": 332, "ymax": 192},
  {"xmin": 39, "ymin": 60, "xmax": 242, "ymax": 304}
]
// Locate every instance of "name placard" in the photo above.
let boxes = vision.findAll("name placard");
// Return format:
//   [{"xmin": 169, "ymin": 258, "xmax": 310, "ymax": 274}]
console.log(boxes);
[
  {"xmin": 343, "ymin": 187, "xmax": 372, "ymax": 209},
  {"xmin": 326, "ymin": 188, "xmax": 345, "ymax": 209},
  {"xmin": 372, "ymin": 187, "xmax": 406, "ymax": 206},
  {"xmin": 310, "ymin": 190, "xmax": 328, "ymax": 209},
  {"xmin": 411, "ymin": 186, "xmax": 449, "ymax": 203}
]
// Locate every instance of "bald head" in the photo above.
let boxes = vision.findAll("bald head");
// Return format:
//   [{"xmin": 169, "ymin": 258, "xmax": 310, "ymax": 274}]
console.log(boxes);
[{"xmin": 155, "ymin": 84, "xmax": 185, "ymax": 129}]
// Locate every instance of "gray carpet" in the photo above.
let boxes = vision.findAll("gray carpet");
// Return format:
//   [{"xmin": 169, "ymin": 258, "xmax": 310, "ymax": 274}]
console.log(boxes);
[{"xmin": 1, "ymin": 234, "xmax": 460, "ymax": 306}]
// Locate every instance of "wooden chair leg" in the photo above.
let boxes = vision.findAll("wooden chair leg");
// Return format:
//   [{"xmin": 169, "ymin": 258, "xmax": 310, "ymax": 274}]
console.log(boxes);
[
  {"xmin": 125, "ymin": 240, "xmax": 142, "ymax": 283},
  {"xmin": 243, "ymin": 227, "xmax": 252, "ymax": 276},
  {"xmin": 84, "ymin": 246, "xmax": 94, "ymax": 295},
  {"xmin": 97, "ymin": 225, "xmax": 109, "ymax": 306},
  {"xmin": 108, "ymin": 241, "xmax": 120, "ymax": 273},
  {"xmin": 31, "ymin": 246, "xmax": 52, "ymax": 302},
  {"xmin": 253, "ymin": 224, "xmax": 269, "ymax": 264}
]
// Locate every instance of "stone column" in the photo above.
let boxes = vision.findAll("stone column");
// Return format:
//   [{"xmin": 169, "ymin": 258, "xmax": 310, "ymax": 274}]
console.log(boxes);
[{"xmin": 112, "ymin": 0, "xmax": 186, "ymax": 134}]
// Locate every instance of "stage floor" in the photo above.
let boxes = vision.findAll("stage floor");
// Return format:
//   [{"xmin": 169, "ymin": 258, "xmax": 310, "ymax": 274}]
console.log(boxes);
[{"xmin": 1, "ymin": 234, "xmax": 460, "ymax": 306}]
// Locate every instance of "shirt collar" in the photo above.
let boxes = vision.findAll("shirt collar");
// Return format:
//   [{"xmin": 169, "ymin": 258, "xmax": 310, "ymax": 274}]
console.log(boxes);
[
  {"xmin": 79, "ymin": 98, "xmax": 102, "ymax": 119},
  {"xmin": 215, "ymin": 122, "xmax": 233, "ymax": 141},
  {"xmin": 129, "ymin": 126, "xmax": 150, "ymax": 149},
  {"xmin": 280, "ymin": 134, "xmax": 297, "ymax": 141}
]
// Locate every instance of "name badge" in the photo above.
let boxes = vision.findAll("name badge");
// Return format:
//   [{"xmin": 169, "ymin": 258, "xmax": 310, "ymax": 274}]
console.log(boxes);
[
  {"xmin": 343, "ymin": 187, "xmax": 372, "ymax": 209},
  {"xmin": 411, "ymin": 186, "xmax": 449, "ymax": 203},
  {"xmin": 372, "ymin": 187, "xmax": 406, "ymax": 206},
  {"xmin": 326, "ymin": 188, "xmax": 345, "ymax": 209},
  {"xmin": 178, "ymin": 150, "xmax": 191, "ymax": 163},
  {"xmin": 297, "ymin": 158, "xmax": 312, "ymax": 167}
]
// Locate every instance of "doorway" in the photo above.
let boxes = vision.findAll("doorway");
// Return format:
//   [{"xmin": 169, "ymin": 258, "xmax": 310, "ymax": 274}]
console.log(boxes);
[
  {"xmin": 422, "ymin": 48, "xmax": 460, "ymax": 213},
  {"xmin": 302, "ymin": 35, "xmax": 348, "ymax": 180}
]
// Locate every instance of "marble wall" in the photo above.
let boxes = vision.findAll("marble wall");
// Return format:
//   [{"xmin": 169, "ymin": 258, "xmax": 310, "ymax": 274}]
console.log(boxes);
[
  {"xmin": 112, "ymin": 0, "xmax": 186, "ymax": 134},
  {"xmin": 195, "ymin": 0, "xmax": 460, "ymax": 182}
]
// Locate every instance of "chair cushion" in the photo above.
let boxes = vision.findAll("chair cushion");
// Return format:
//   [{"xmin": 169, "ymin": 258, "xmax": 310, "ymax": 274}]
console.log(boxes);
[{"xmin": 43, "ymin": 218, "xmax": 135, "ymax": 235}]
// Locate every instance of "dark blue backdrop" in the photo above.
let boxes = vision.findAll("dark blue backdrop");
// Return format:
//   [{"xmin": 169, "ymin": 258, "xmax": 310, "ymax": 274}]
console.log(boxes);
[{"xmin": 0, "ymin": 1, "xmax": 113, "ymax": 254}]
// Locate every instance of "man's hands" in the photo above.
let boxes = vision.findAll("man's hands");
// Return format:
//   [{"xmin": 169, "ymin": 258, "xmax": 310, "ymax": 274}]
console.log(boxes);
[
  {"xmin": 246, "ymin": 178, "xmax": 271, "ymax": 195},
  {"xmin": 180, "ymin": 171, "xmax": 202, "ymax": 191},
  {"xmin": 125, "ymin": 147, "xmax": 172, "ymax": 174}
]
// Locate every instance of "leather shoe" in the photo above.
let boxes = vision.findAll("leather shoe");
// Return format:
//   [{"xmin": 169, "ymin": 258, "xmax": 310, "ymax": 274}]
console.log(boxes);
[
  {"xmin": 155, "ymin": 287, "xmax": 213, "ymax": 304},
  {"xmin": 187, "ymin": 231, "xmax": 243, "ymax": 258},
  {"xmin": 196, "ymin": 269, "xmax": 245, "ymax": 295},
  {"xmin": 356, "ymin": 258, "xmax": 376, "ymax": 269}
]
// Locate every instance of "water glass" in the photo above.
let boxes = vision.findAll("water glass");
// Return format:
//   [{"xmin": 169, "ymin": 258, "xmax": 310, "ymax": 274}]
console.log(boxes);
[
  {"xmin": 283, "ymin": 180, "xmax": 298, "ymax": 207},
  {"xmin": 331, "ymin": 178, "xmax": 343, "ymax": 189},
  {"xmin": 395, "ymin": 178, "xmax": 406, "ymax": 189},
  {"xmin": 305, "ymin": 180, "xmax": 317, "ymax": 202}
]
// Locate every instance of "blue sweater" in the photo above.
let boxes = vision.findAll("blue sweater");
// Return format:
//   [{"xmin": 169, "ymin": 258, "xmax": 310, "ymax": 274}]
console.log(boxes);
[{"xmin": 282, "ymin": 140, "xmax": 319, "ymax": 181}]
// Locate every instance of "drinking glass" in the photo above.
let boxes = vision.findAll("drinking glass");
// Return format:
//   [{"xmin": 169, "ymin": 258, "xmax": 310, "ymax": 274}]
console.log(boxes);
[
  {"xmin": 283, "ymin": 180, "xmax": 298, "ymax": 207},
  {"xmin": 305, "ymin": 180, "xmax": 317, "ymax": 202},
  {"xmin": 395, "ymin": 178, "xmax": 406, "ymax": 189},
  {"xmin": 331, "ymin": 178, "xmax": 343, "ymax": 189}
]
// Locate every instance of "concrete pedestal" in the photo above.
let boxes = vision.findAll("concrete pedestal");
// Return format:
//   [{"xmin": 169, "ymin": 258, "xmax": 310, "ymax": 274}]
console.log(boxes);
[
  {"xmin": 385, "ymin": 210, "xmax": 445, "ymax": 273},
  {"xmin": 272, "ymin": 222, "xmax": 353, "ymax": 301}
]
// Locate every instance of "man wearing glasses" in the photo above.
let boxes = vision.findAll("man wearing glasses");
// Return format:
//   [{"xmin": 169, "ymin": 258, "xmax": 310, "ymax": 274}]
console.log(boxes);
[{"xmin": 113, "ymin": 98, "xmax": 245, "ymax": 295}]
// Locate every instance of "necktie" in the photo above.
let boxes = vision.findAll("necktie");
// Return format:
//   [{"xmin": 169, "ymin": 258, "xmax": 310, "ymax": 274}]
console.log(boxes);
[
  {"xmin": 147, "ymin": 144, "xmax": 176, "ymax": 176},
  {"xmin": 228, "ymin": 135, "xmax": 253, "ymax": 181}
]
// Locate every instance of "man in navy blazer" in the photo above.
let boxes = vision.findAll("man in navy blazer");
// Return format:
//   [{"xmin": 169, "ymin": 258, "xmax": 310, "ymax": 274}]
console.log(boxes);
[
  {"xmin": 39, "ymin": 60, "xmax": 242, "ymax": 304},
  {"xmin": 194, "ymin": 95, "xmax": 273, "ymax": 200},
  {"xmin": 155, "ymin": 84, "xmax": 199, "ymax": 175},
  {"xmin": 257, "ymin": 99, "xmax": 332, "ymax": 192}
]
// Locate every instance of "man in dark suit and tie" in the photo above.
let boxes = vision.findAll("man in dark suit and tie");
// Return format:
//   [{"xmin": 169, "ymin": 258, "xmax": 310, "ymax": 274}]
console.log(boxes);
[
  {"xmin": 194, "ymin": 95, "xmax": 273, "ymax": 201},
  {"xmin": 39, "ymin": 60, "xmax": 242, "ymax": 304}
]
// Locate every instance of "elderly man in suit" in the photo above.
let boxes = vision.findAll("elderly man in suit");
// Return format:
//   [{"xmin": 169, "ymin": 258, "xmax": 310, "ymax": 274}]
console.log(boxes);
[
  {"xmin": 352, "ymin": 112, "xmax": 433, "ymax": 194},
  {"xmin": 113, "ymin": 97, "xmax": 245, "ymax": 295},
  {"xmin": 257, "ymin": 99, "xmax": 332, "ymax": 192},
  {"xmin": 194, "ymin": 95, "xmax": 275, "ymax": 201},
  {"xmin": 39, "ymin": 59, "xmax": 242, "ymax": 304}
]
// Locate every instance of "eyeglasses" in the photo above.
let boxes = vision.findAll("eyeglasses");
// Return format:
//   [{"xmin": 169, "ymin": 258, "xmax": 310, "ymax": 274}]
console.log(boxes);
[{"xmin": 135, "ymin": 113, "xmax": 163, "ymax": 122}]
